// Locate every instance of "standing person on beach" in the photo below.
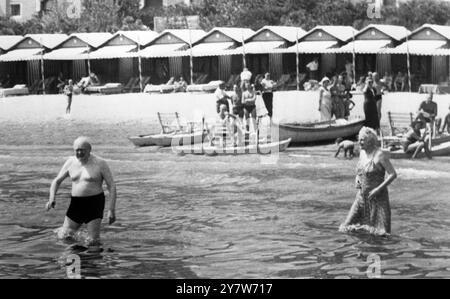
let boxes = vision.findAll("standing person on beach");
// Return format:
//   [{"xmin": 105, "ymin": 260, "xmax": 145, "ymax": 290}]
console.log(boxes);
[
  {"xmin": 318, "ymin": 77, "xmax": 332, "ymax": 121},
  {"xmin": 306, "ymin": 57, "xmax": 319, "ymax": 81},
  {"xmin": 261, "ymin": 72, "xmax": 276, "ymax": 119},
  {"xmin": 64, "ymin": 79, "xmax": 74, "ymax": 114},
  {"xmin": 372, "ymin": 72, "xmax": 384, "ymax": 122},
  {"xmin": 46, "ymin": 136, "xmax": 117, "ymax": 246},
  {"xmin": 330, "ymin": 75, "xmax": 346, "ymax": 119},
  {"xmin": 363, "ymin": 77, "xmax": 380, "ymax": 132},
  {"xmin": 340, "ymin": 127, "xmax": 397, "ymax": 235}
]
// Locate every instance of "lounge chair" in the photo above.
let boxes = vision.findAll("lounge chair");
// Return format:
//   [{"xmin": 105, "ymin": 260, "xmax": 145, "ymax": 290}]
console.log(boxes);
[
  {"xmin": 37, "ymin": 77, "xmax": 56, "ymax": 94},
  {"xmin": 123, "ymin": 77, "xmax": 139, "ymax": 93},
  {"xmin": 132, "ymin": 76, "xmax": 151, "ymax": 93},
  {"xmin": 381, "ymin": 112, "xmax": 414, "ymax": 148},
  {"xmin": 0, "ymin": 84, "xmax": 29, "ymax": 98},
  {"xmin": 144, "ymin": 83, "xmax": 175, "ymax": 94},
  {"xmin": 157, "ymin": 112, "xmax": 185, "ymax": 134},
  {"xmin": 225, "ymin": 74, "xmax": 239, "ymax": 89},
  {"xmin": 186, "ymin": 80, "xmax": 224, "ymax": 93},
  {"xmin": 194, "ymin": 74, "xmax": 209, "ymax": 85}
]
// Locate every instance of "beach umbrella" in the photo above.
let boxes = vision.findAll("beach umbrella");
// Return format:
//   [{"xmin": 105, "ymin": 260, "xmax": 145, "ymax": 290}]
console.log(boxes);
[
  {"xmin": 137, "ymin": 36, "xmax": 143, "ymax": 92},
  {"xmin": 296, "ymin": 30, "xmax": 300, "ymax": 91},
  {"xmin": 39, "ymin": 38, "xmax": 45, "ymax": 95}
]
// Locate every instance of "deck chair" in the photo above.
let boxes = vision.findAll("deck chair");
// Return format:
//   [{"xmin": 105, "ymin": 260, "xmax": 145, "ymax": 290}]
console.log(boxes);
[
  {"xmin": 382, "ymin": 111, "xmax": 414, "ymax": 147},
  {"xmin": 195, "ymin": 74, "xmax": 209, "ymax": 85},
  {"xmin": 225, "ymin": 74, "xmax": 238, "ymax": 89},
  {"xmin": 157, "ymin": 112, "xmax": 185, "ymax": 134},
  {"xmin": 132, "ymin": 76, "xmax": 151, "ymax": 92},
  {"xmin": 123, "ymin": 77, "xmax": 139, "ymax": 92},
  {"xmin": 37, "ymin": 77, "xmax": 56, "ymax": 94},
  {"xmin": 29, "ymin": 79, "xmax": 42, "ymax": 94}
]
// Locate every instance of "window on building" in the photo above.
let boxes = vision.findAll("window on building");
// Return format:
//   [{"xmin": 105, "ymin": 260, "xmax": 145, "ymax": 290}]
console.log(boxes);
[{"xmin": 10, "ymin": 4, "xmax": 21, "ymax": 17}]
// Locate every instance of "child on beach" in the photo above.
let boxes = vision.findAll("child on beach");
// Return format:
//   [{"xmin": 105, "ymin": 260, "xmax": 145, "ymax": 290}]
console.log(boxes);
[
  {"xmin": 64, "ymin": 79, "xmax": 74, "ymax": 114},
  {"xmin": 335, "ymin": 137, "xmax": 355, "ymax": 159},
  {"xmin": 343, "ymin": 92, "xmax": 355, "ymax": 120}
]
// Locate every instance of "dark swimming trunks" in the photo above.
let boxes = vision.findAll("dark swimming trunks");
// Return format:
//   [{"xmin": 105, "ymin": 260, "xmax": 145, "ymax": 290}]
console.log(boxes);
[{"xmin": 66, "ymin": 193, "xmax": 105, "ymax": 224}]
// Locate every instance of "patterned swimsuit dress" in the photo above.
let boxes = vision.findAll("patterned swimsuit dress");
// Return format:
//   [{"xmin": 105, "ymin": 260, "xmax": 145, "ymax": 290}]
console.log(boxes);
[{"xmin": 340, "ymin": 152, "xmax": 391, "ymax": 235}]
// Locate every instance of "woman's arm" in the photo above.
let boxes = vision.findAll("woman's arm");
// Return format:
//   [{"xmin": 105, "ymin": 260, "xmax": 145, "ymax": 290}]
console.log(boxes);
[{"xmin": 368, "ymin": 151, "xmax": 397, "ymax": 200}]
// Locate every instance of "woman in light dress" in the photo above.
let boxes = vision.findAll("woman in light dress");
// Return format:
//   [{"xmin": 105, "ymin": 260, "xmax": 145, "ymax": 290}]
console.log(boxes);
[{"xmin": 318, "ymin": 77, "xmax": 333, "ymax": 121}]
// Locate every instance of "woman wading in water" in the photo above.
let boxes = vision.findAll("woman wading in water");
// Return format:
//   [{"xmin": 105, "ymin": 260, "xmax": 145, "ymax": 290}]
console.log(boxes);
[{"xmin": 340, "ymin": 127, "xmax": 397, "ymax": 235}]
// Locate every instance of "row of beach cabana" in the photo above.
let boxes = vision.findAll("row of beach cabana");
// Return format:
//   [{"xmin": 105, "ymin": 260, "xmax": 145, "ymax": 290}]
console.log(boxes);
[{"xmin": 1, "ymin": 23, "xmax": 450, "ymax": 94}]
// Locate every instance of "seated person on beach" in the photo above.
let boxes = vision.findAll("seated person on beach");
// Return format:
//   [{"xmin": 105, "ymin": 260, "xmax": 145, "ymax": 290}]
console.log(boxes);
[
  {"xmin": 335, "ymin": 137, "xmax": 355, "ymax": 159},
  {"xmin": 174, "ymin": 76, "xmax": 187, "ymax": 92},
  {"xmin": 78, "ymin": 72, "xmax": 100, "ymax": 90},
  {"xmin": 401, "ymin": 121, "xmax": 432, "ymax": 159},
  {"xmin": 214, "ymin": 82, "xmax": 231, "ymax": 113},
  {"xmin": 416, "ymin": 92, "xmax": 439, "ymax": 135},
  {"xmin": 440, "ymin": 105, "xmax": 450, "ymax": 134},
  {"xmin": 394, "ymin": 72, "xmax": 406, "ymax": 91}
]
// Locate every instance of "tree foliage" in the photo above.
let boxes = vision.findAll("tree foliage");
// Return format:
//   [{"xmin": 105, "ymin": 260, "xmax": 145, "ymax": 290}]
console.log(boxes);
[{"xmin": 1, "ymin": 0, "xmax": 450, "ymax": 35}]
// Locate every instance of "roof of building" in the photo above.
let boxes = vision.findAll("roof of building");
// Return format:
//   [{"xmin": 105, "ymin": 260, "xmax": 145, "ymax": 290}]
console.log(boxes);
[
  {"xmin": 303, "ymin": 26, "xmax": 358, "ymax": 42},
  {"xmin": 249, "ymin": 26, "xmax": 306, "ymax": 43},
  {"xmin": 66, "ymin": 32, "xmax": 113, "ymax": 48},
  {"xmin": 353, "ymin": 24, "xmax": 410, "ymax": 41},
  {"xmin": 197, "ymin": 27, "xmax": 255, "ymax": 44},
  {"xmin": 155, "ymin": 29, "xmax": 206, "ymax": 45},
  {"xmin": 407, "ymin": 23, "xmax": 450, "ymax": 40},
  {"xmin": 114, "ymin": 30, "xmax": 160, "ymax": 46},
  {"xmin": 0, "ymin": 35, "xmax": 24, "ymax": 51},
  {"xmin": 23, "ymin": 34, "xmax": 69, "ymax": 49}
]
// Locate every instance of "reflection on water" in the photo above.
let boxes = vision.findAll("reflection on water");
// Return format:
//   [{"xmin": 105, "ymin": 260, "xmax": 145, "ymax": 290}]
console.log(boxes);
[{"xmin": 1, "ymin": 144, "xmax": 450, "ymax": 279}]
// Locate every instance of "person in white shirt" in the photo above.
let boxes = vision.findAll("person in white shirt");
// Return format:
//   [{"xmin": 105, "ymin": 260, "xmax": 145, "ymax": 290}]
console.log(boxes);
[
  {"xmin": 240, "ymin": 67, "xmax": 252, "ymax": 90},
  {"xmin": 260, "ymin": 72, "xmax": 276, "ymax": 118},
  {"xmin": 214, "ymin": 82, "xmax": 231, "ymax": 113},
  {"xmin": 306, "ymin": 57, "xmax": 319, "ymax": 81}
]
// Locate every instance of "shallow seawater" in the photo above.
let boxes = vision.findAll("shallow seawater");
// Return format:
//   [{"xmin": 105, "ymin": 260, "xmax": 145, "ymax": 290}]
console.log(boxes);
[{"xmin": 1, "ymin": 124, "xmax": 450, "ymax": 278}]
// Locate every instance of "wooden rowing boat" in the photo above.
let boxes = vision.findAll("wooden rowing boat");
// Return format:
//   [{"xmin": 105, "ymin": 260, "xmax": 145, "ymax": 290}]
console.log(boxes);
[
  {"xmin": 128, "ymin": 130, "xmax": 207, "ymax": 147},
  {"xmin": 276, "ymin": 118, "xmax": 365, "ymax": 144},
  {"xmin": 174, "ymin": 138, "xmax": 292, "ymax": 155},
  {"xmin": 384, "ymin": 141, "xmax": 450, "ymax": 159}
]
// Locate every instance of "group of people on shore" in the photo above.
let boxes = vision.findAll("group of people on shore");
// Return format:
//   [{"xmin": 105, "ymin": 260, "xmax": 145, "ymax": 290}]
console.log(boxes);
[{"xmin": 212, "ymin": 70, "xmax": 276, "ymax": 146}]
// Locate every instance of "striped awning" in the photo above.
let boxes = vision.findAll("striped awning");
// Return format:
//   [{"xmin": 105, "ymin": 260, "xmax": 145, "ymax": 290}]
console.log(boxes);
[
  {"xmin": 331, "ymin": 40, "xmax": 393, "ymax": 54},
  {"xmin": 0, "ymin": 48, "xmax": 43, "ymax": 62},
  {"xmin": 44, "ymin": 47, "xmax": 89, "ymax": 60},
  {"xmin": 191, "ymin": 42, "xmax": 238, "ymax": 57},
  {"xmin": 89, "ymin": 45, "xmax": 137, "ymax": 59},
  {"xmin": 275, "ymin": 41, "xmax": 339, "ymax": 54},
  {"xmin": 139, "ymin": 43, "xmax": 187, "ymax": 58},
  {"xmin": 384, "ymin": 40, "xmax": 450, "ymax": 56},
  {"xmin": 237, "ymin": 41, "xmax": 286, "ymax": 54}
]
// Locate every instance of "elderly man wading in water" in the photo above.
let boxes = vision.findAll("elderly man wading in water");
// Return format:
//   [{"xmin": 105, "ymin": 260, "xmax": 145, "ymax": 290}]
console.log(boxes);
[{"xmin": 46, "ymin": 136, "xmax": 117, "ymax": 245}]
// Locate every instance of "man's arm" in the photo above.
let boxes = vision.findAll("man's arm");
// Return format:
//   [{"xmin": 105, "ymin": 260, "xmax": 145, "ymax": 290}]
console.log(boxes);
[
  {"xmin": 47, "ymin": 158, "xmax": 71, "ymax": 211},
  {"xmin": 335, "ymin": 145, "xmax": 342, "ymax": 158},
  {"xmin": 101, "ymin": 160, "xmax": 117, "ymax": 224}
]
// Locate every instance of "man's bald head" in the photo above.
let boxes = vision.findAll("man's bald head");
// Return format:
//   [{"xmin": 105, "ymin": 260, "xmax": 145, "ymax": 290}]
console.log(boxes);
[
  {"xmin": 73, "ymin": 137, "xmax": 92, "ymax": 162},
  {"xmin": 73, "ymin": 136, "xmax": 92, "ymax": 150}
]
